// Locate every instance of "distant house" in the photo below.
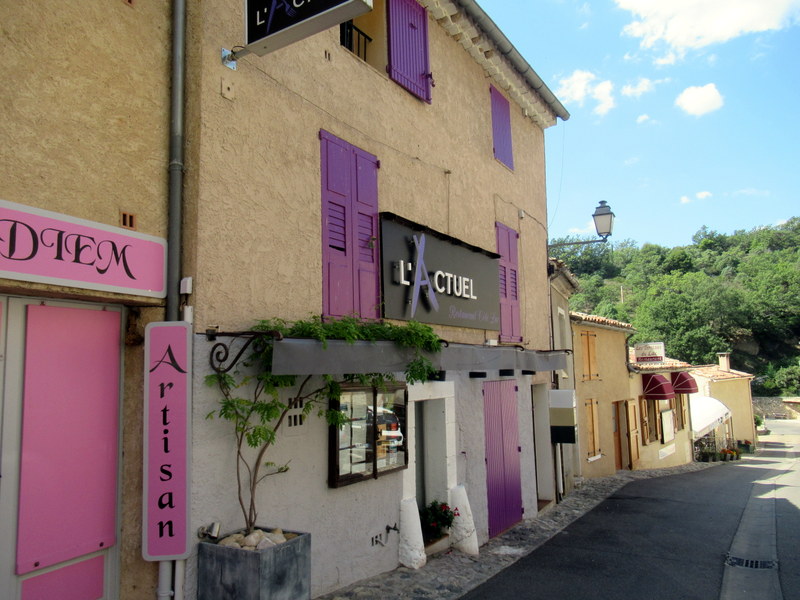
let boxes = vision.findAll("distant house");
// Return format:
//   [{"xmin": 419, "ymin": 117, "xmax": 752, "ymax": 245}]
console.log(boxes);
[
  {"xmin": 628, "ymin": 349, "xmax": 699, "ymax": 469},
  {"xmin": 570, "ymin": 312, "xmax": 638, "ymax": 478},
  {"xmin": 690, "ymin": 353, "xmax": 756, "ymax": 450}
]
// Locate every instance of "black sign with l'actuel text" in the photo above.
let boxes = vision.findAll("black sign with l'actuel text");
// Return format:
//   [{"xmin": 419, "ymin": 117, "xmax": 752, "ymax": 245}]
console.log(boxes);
[
  {"xmin": 247, "ymin": 0, "xmax": 354, "ymax": 45},
  {"xmin": 381, "ymin": 215, "xmax": 501, "ymax": 331}
]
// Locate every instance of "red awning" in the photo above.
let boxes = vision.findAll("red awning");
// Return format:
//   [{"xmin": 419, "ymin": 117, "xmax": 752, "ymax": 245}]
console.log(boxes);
[
  {"xmin": 642, "ymin": 374, "xmax": 675, "ymax": 400},
  {"xmin": 671, "ymin": 371, "xmax": 699, "ymax": 394}
]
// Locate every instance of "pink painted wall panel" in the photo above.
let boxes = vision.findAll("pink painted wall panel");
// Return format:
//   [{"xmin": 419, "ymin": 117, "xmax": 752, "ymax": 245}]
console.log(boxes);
[
  {"xmin": 21, "ymin": 556, "xmax": 104, "ymax": 600},
  {"xmin": 17, "ymin": 305, "xmax": 120, "ymax": 574}
]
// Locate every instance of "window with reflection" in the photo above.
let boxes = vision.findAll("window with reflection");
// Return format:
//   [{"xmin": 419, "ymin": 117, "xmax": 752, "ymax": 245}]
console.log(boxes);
[{"xmin": 329, "ymin": 384, "xmax": 407, "ymax": 487}]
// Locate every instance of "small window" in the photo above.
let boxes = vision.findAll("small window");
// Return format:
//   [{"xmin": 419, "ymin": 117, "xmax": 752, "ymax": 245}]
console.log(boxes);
[
  {"xmin": 340, "ymin": 0, "xmax": 432, "ymax": 102},
  {"xmin": 329, "ymin": 384, "xmax": 407, "ymax": 487},
  {"xmin": 490, "ymin": 85, "xmax": 514, "ymax": 169}
]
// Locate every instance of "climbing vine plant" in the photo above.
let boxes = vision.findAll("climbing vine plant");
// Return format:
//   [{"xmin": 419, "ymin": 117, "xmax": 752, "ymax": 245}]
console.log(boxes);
[{"xmin": 205, "ymin": 316, "xmax": 442, "ymax": 535}]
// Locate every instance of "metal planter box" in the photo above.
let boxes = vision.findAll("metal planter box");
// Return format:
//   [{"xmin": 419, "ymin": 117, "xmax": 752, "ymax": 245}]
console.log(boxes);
[{"xmin": 197, "ymin": 530, "xmax": 310, "ymax": 600}]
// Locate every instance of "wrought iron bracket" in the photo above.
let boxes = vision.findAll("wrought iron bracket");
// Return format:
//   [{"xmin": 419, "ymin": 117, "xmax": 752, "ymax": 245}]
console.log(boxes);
[{"xmin": 206, "ymin": 329, "xmax": 283, "ymax": 374}]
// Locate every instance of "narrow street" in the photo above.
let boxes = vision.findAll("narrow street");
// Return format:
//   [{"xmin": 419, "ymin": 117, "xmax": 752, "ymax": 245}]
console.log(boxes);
[{"xmin": 460, "ymin": 419, "xmax": 800, "ymax": 600}]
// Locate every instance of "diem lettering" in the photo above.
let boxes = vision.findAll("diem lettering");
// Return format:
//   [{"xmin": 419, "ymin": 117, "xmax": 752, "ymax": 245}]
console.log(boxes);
[{"xmin": 0, "ymin": 218, "xmax": 136, "ymax": 279}]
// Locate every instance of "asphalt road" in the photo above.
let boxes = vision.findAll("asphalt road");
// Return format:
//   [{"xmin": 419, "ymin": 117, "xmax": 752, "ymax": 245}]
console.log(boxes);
[{"xmin": 461, "ymin": 419, "xmax": 800, "ymax": 600}]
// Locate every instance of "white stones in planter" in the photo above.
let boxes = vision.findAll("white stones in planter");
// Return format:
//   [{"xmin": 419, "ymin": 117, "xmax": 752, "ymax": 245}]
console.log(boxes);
[{"xmin": 217, "ymin": 527, "xmax": 290, "ymax": 551}]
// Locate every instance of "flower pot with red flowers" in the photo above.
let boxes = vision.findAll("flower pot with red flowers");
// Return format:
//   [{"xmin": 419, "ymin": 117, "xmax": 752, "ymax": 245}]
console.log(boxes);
[{"xmin": 420, "ymin": 500, "xmax": 459, "ymax": 545}]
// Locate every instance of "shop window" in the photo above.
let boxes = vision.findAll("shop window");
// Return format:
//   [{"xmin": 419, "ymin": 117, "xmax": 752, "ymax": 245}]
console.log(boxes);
[
  {"xmin": 340, "ymin": 0, "xmax": 432, "ymax": 102},
  {"xmin": 490, "ymin": 85, "xmax": 514, "ymax": 169},
  {"xmin": 329, "ymin": 384, "xmax": 408, "ymax": 487},
  {"xmin": 496, "ymin": 222, "xmax": 521, "ymax": 342},
  {"xmin": 585, "ymin": 398, "xmax": 601, "ymax": 459},
  {"xmin": 320, "ymin": 130, "xmax": 380, "ymax": 319},
  {"xmin": 579, "ymin": 330, "xmax": 599, "ymax": 381},
  {"xmin": 640, "ymin": 397, "xmax": 660, "ymax": 445}
]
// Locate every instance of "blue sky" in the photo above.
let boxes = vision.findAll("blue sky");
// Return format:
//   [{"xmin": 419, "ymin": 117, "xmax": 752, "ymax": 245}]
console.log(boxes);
[{"xmin": 477, "ymin": 0, "xmax": 800, "ymax": 248}]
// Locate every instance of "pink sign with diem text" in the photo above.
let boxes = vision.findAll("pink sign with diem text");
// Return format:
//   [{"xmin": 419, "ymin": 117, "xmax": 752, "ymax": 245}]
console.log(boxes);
[{"xmin": 0, "ymin": 199, "xmax": 166, "ymax": 297}]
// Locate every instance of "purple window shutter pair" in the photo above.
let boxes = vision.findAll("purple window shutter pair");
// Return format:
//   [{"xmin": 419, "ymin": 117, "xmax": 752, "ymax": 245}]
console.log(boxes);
[
  {"xmin": 490, "ymin": 85, "xmax": 514, "ymax": 169},
  {"xmin": 321, "ymin": 130, "xmax": 380, "ymax": 319},
  {"xmin": 496, "ymin": 223, "xmax": 521, "ymax": 342},
  {"xmin": 387, "ymin": 0, "xmax": 432, "ymax": 103}
]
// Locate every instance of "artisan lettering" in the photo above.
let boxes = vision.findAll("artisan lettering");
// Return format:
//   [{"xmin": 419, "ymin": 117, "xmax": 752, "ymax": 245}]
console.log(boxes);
[{"xmin": 0, "ymin": 218, "xmax": 136, "ymax": 279}]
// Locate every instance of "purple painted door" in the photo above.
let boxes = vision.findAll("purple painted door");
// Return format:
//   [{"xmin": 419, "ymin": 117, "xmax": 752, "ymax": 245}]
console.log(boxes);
[
  {"xmin": 484, "ymin": 380, "xmax": 523, "ymax": 537},
  {"xmin": 16, "ymin": 304, "xmax": 120, "ymax": 598}
]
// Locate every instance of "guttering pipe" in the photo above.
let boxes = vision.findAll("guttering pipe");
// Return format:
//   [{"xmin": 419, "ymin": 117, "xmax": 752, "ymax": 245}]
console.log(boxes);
[
  {"xmin": 157, "ymin": 1, "xmax": 186, "ymax": 599},
  {"xmin": 167, "ymin": 0, "xmax": 186, "ymax": 323},
  {"xmin": 454, "ymin": 0, "xmax": 570, "ymax": 122}
]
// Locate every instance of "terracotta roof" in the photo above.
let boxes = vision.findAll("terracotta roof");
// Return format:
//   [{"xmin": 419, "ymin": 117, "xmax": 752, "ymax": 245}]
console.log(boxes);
[
  {"xmin": 627, "ymin": 348, "xmax": 693, "ymax": 372},
  {"xmin": 690, "ymin": 365, "xmax": 754, "ymax": 381},
  {"xmin": 569, "ymin": 312, "xmax": 636, "ymax": 332}
]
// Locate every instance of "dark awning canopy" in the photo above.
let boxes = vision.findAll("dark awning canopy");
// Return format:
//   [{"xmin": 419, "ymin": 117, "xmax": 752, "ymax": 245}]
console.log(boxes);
[
  {"xmin": 270, "ymin": 338, "xmax": 568, "ymax": 376},
  {"xmin": 642, "ymin": 373, "xmax": 675, "ymax": 400},
  {"xmin": 671, "ymin": 371, "xmax": 699, "ymax": 394}
]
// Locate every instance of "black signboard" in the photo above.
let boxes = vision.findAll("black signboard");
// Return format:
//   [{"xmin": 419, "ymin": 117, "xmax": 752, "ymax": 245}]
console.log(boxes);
[
  {"xmin": 381, "ymin": 214, "xmax": 501, "ymax": 331},
  {"xmin": 245, "ymin": 0, "xmax": 372, "ymax": 55}
]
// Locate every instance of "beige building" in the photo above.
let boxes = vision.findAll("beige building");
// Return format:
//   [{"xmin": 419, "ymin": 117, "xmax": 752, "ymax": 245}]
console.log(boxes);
[
  {"xmin": 570, "ymin": 312, "xmax": 637, "ymax": 479},
  {"xmin": 690, "ymin": 353, "xmax": 757, "ymax": 449},
  {"xmin": 1, "ymin": 1, "xmax": 570, "ymax": 598},
  {"xmin": 548, "ymin": 258, "xmax": 580, "ymax": 496},
  {"xmin": 628, "ymin": 350, "xmax": 698, "ymax": 470}
]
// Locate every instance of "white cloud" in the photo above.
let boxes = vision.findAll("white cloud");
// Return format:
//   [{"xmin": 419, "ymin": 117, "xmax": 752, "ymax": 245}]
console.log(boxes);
[
  {"xmin": 734, "ymin": 188, "xmax": 771, "ymax": 196},
  {"xmin": 624, "ymin": 156, "xmax": 640, "ymax": 166},
  {"xmin": 556, "ymin": 70, "xmax": 616, "ymax": 115},
  {"xmin": 568, "ymin": 220, "xmax": 597, "ymax": 235},
  {"xmin": 776, "ymin": 218, "xmax": 789, "ymax": 226},
  {"xmin": 592, "ymin": 80, "xmax": 616, "ymax": 115},
  {"xmin": 615, "ymin": 0, "xmax": 800, "ymax": 60},
  {"xmin": 675, "ymin": 83, "xmax": 724, "ymax": 116},
  {"xmin": 681, "ymin": 191, "xmax": 714, "ymax": 204},
  {"xmin": 622, "ymin": 77, "xmax": 655, "ymax": 97},
  {"xmin": 636, "ymin": 114, "xmax": 651, "ymax": 124}
]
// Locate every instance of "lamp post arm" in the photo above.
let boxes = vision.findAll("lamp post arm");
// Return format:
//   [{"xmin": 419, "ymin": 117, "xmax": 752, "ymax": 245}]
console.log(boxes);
[{"xmin": 547, "ymin": 237, "xmax": 610, "ymax": 250}]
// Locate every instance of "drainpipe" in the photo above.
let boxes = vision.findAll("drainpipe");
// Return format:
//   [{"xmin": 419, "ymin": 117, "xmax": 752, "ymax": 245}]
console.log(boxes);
[
  {"xmin": 158, "ymin": 1, "xmax": 186, "ymax": 599},
  {"xmin": 167, "ymin": 0, "xmax": 186, "ymax": 323}
]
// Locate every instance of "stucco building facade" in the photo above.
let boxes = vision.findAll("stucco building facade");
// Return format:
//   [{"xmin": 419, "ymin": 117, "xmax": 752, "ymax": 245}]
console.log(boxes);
[{"xmin": 1, "ymin": 1, "xmax": 570, "ymax": 598}]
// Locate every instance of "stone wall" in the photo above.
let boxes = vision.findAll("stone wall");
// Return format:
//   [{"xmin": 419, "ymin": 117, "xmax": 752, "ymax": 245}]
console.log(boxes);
[{"xmin": 752, "ymin": 397, "xmax": 800, "ymax": 419}]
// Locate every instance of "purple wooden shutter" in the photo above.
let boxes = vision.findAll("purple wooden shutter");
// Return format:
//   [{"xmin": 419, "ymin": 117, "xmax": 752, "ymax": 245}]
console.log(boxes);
[
  {"xmin": 387, "ymin": 0, "xmax": 432, "ymax": 103},
  {"xmin": 484, "ymin": 380, "xmax": 523, "ymax": 537},
  {"xmin": 490, "ymin": 85, "xmax": 514, "ymax": 169},
  {"xmin": 496, "ymin": 223, "xmax": 521, "ymax": 342},
  {"xmin": 321, "ymin": 130, "xmax": 380, "ymax": 319}
]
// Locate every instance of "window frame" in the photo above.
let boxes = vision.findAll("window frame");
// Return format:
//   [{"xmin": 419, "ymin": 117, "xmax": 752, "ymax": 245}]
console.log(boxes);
[{"xmin": 328, "ymin": 383, "xmax": 408, "ymax": 488}]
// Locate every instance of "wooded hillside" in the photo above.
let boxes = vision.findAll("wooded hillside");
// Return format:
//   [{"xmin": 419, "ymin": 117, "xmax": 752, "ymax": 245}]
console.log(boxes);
[{"xmin": 549, "ymin": 217, "xmax": 800, "ymax": 395}]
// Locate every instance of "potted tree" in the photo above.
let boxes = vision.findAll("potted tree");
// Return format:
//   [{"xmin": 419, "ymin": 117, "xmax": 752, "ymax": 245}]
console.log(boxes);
[{"xmin": 198, "ymin": 316, "xmax": 440, "ymax": 599}]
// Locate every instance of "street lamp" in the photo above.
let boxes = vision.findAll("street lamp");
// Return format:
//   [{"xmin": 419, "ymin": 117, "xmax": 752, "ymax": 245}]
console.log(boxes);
[{"xmin": 548, "ymin": 201, "xmax": 615, "ymax": 249}]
